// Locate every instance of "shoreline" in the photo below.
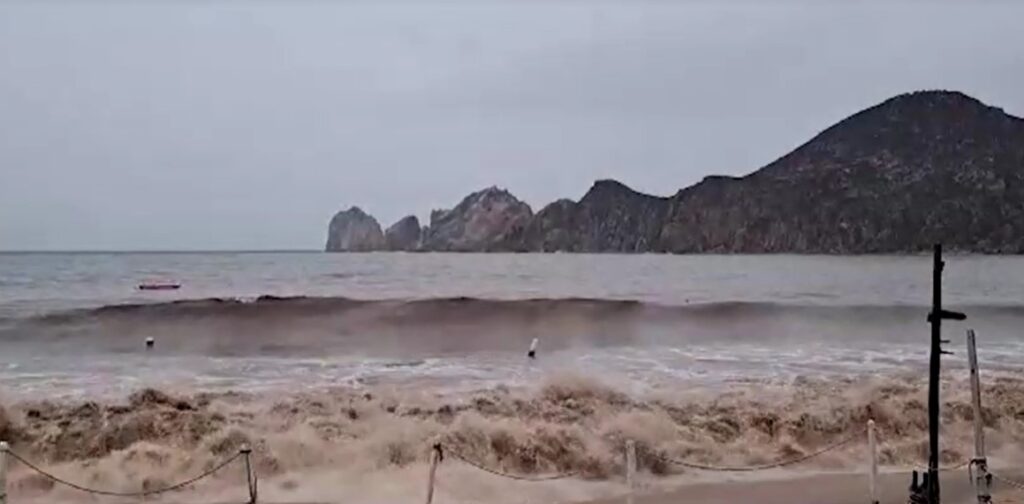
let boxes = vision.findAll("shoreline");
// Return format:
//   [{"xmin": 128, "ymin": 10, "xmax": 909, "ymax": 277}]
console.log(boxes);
[
  {"xmin": 582, "ymin": 469, "xmax": 985, "ymax": 504},
  {"xmin": 3, "ymin": 372, "xmax": 1023, "ymax": 503}
]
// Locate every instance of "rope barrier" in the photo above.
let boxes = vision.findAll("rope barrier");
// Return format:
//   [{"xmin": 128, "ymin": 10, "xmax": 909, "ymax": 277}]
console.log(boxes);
[
  {"xmin": 443, "ymin": 429, "xmax": 865, "ymax": 480},
  {"xmin": 910, "ymin": 458, "xmax": 971, "ymax": 474},
  {"xmin": 991, "ymin": 472, "xmax": 1024, "ymax": 492},
  {"xmin": 871, "ymin": 429, "xmax": 971, "ymax": 473},
  {"xmin": 663, "ymin": 431, "xmax": 861, "ymax": 472},
  {"xmin": 444, "ymin": 446, "xmax": 578, "ymax": 482},
  {"xmin": 5, "ymin": 448, "xmax": 252, "ymax": 499}
]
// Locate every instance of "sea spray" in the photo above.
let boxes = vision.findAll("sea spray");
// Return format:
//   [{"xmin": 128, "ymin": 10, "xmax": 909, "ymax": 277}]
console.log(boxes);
[{"xmin": 2, "ymin": 372, "xmax": 1024, "ymax": 503}]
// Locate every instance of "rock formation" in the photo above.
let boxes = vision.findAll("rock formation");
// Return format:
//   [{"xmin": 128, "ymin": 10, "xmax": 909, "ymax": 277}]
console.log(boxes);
[
  {"xmin": 384, "ymin": 215, "xmax": 422, "ymax": 251},
  {"xmin": 325, "ymin": 207, "xmax": 385, "ymax": 252},
  {"xmin": 326, "ymin": 90, "xmax": 1024, "ymax": 254},
  {"xmin": 421, "ymin": 187, "xmax": 534, "ymax": 252},
  {"xmin": 519, "ymin": 180, "xmax": 671, "ymax": 252}
]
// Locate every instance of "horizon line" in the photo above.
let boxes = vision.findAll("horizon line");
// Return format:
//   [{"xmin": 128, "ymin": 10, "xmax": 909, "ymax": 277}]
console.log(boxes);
[{"xmin": 0, "ymin": 249, "xmax": 323, "ymax": 254}]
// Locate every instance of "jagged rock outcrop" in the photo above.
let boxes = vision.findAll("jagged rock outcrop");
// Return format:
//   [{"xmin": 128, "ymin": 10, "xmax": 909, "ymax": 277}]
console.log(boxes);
[
  {"xmin": 519, "ymin": 180, "xmax": 671, "ymax": 252},
  {"xmin": 421, "ymin": 187, "xmax": 534, "ymax": 252},
  {"xmin": 327, "ymin": 90, "xmax": 1024, "ymax": 254},
  {"xmin": 325, "ymin": 207, "xmax": 385, "ymax": 252},
  {"xmin": 658, "ymin": 90, "xmax": 1024, "ymax": 253},
  {"xmin": 385, "ymin": 215, "xmax": 422, "ymax": 251}
]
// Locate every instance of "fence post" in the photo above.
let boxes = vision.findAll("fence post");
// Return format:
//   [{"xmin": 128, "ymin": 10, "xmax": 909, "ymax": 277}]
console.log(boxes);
[
  {"xmin": 0, "ymin": 441, "xmax": 8, "ymax": 504},
  {"xmin": 425, "ymin": 443, "xmax": 442, "ymax": 504},
  {"xmin": 241, "ymin": 445, "xmax": 256, "ymax": 504},
  {"xmin": 967, "ymin": 329, "xmax": 992, "ymax": 503},
  {"xmin": 867, "ymin": 420, "xmax": 879, "ymax": 504},
  {"xmin": 625, "ymin": 440, "xmax": 636, "ymax": 504}
]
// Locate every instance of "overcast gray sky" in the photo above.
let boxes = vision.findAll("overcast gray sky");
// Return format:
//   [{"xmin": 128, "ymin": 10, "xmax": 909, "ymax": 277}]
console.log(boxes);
[{"xmin": 1, "ymin": 1, "xmax": 1022, "ymax": 250}]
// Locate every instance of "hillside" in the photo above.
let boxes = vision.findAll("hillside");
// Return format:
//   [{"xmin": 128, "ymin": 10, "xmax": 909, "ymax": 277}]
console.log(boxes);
[
  {"xmin": 659, "ymin": 90, "xmax": 1024, "ymax": 253},
  {"xmin": 327, "ymin": 90, "xmax": 1024, "ymax": 253}
]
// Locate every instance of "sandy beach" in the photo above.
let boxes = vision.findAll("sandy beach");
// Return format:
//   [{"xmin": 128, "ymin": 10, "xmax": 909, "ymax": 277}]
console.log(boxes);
[{"xmin": 586, "ymin": 471, "xmax": 977, "ymax": 504}]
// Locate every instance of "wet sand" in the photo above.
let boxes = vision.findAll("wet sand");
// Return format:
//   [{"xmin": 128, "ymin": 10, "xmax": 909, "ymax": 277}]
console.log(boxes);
[
  {"xmin": 585, "ymin": 471, "xmax": 980, "ymax": 504},
  {"xmin": 142, "ymin": 471, "xmax": 1008, "ymax": 504}
]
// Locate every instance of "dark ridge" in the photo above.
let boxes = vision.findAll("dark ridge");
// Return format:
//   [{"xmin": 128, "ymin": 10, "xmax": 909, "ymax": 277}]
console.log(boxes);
[{"xmin": 326, "ymin": 90, "xmax": 1024, "ymax": 254}]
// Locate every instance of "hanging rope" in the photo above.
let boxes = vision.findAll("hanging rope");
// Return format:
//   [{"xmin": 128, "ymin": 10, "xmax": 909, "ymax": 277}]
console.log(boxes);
[
  {"xmin": 871, "ymin": 429, "xmax": 971, "ymax": 473},
  {"xmin": 991, "ymin": 472, "xmax": 1024, "ymax": 492},
  {"xmin": 910, "ymin": 458, "xmax": 972, "ymax": 474},
  {"xmin": 6, "ymin": 448, "xmax": 248, "ymax": 498},
  {"xmin": 663, "ymin": 431, "xmax": 860, "ymax": 472},
  {"xmin": 444, "ymin": 446, "xmax": 578, "ymax": 481}
]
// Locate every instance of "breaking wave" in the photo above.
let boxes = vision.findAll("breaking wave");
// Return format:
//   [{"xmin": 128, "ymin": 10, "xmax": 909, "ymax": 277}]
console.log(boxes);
[
  {"xmin": 22, "ymin": 295, "xmax": 1024, "ymax": 324},
  {"xmin": 4, "ymin": 295, "xmax": 1023, "ymax": 357},
  {"xmin": 2, "ymin": 373, "xmax": 1023, "ymax": 502}
]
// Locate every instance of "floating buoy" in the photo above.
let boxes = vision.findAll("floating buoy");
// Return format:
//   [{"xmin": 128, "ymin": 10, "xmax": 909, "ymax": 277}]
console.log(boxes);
[
  {"xmin": 145, "ymin": 337, "xmax": 155, "ymax": 350},
  {"xmin": 527, "ymin": 338, "xmax": 538, "ymax": 359}
]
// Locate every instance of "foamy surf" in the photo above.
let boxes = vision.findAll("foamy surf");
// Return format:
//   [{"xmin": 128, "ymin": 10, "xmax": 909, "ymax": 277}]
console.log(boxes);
[{"xmin": 4, "ymin": 371, "xmax": 1024, "ymax": 503}]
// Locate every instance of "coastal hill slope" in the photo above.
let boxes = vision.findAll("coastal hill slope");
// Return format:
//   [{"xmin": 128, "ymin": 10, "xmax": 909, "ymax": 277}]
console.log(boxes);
[
  {"xmin": 659, "ymin": 90, "xmax": 1024, "ymax": 253},
  {"xmin": 327, "ymin": 90, "xmax": 1024, "ymax": 253}
]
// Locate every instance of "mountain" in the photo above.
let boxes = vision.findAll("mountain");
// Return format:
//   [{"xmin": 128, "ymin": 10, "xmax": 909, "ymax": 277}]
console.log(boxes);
[
  {"xmin": 326, "ymin": 90, "xmax": 1024, "ymax": 253},
  {"xmin": 659, "ymin": 90, "xmax": 1024, "ymax": 253}
]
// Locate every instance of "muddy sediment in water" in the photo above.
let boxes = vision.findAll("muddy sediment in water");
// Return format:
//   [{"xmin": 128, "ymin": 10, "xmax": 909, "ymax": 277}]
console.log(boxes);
[{"xmin": 2, "ymin": 372, "xmax": 1023, "ymax": 503}]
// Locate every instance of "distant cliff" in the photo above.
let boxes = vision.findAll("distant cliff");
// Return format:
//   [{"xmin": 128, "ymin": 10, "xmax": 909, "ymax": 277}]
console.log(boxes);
[
  {"xmin": 326, "ymin": 90, "xmax": 1024, "ymax": 254},
  {"xmin": 385, "ymin": 215, "xmax": 422, "ymax": 251},
  {"xmin": 516, "ymin": 180, "xmax": 670, "ymax": 252},
  {"xmin": 325, "ymin": 207, "xmax": 384, "ymax": 252},
  {"xmin": 658, "ymin": 91, "xmax": 1024, "ymax": 253},
  {"xmin": 422, "ymin": 187, "xmax": 533, "ymax": 252}
]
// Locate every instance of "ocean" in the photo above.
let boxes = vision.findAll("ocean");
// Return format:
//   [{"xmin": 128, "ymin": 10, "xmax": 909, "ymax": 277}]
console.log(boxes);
[
  {"xmin": 2, "ymin": 252, "xmax": 1024, "ymax": 503},
  {"xmin": 1, "ymin": 252, "xmax": 1022, "ymax": 399}
]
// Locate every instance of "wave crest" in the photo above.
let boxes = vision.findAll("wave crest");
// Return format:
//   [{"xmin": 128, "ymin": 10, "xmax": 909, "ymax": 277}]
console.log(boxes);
[
  {"xmin": 5, "ymin": 295, "xmax": 1024, "ymax": 357},
  {"xmin": 3, "ymin": 373, "xmax": 1020, "ymax": 494},
  {"xmin": 25, "ymin": 295, "xmax": 1024, "ymax": 324}
]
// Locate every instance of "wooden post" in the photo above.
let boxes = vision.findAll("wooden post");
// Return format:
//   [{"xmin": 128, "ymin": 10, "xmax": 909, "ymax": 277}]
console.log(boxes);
[
  {"xmin": 241, "ymin": 446, "xmax": 256, "ymax": 504},
  {"xmin": 0, "ymin": 441, "xmax": 8, "ymax": 504},
  {"xmin": 868, "ymin": 420, "xmax": 879, "ymax": 504},
  {"xmin": 425, "ymin": 444, "xmax": 442, "ymax": 504},
  {"xmin": 625, "ymin": 440, "xmax": 636, "ymax": 504},
  {"xmin": 924, "ymin": 243, "xmax": 966, "ymax": 504},
  {"xmin": 967, "ymin": 330, "xmax": 991, "ymax": 503},
  {"xmin": 928, "ymin": 243, "xmax": 943, "ymax": 504}
]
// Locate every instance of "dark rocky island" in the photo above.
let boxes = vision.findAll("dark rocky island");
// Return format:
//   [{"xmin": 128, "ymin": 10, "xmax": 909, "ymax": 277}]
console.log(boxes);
[
  {"xmin": 384, "ymin": 215, "xmax": 422, "ymax": 251},
  {"xmin": 325, "ymin": 207, "xmax": 384, "ymax": 252},
  {"xmin": 421, "ymin": 187, "xmax": 533, "ymax": 252},
  {"xmin": 326, "ymin": 90, "xmax": 1024, "ymax": 253}
]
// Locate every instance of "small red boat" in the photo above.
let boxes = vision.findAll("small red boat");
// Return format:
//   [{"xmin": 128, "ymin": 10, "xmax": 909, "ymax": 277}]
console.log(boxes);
[{"xmin": 138, "ymin": 282, "xmax": 181, "ymax": 291}]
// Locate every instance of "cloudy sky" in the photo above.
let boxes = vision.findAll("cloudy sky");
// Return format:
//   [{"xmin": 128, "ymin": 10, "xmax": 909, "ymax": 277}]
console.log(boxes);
[{"xmin": 1, "ymin": 1, "xmax": 1022, "ymax": 250}]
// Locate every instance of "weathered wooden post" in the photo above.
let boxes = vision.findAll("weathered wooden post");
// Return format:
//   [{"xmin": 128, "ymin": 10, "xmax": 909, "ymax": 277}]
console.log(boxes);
[
  {"xmin": 625, "ymin": 440, "xmax": 636, "ymax": 504},
  {"xmin": 0, "ymin": 441, "xmax": 8, "ymax": 504},
  {"xmin": 922, "ymin": 243, "xmax": 966, "ymax": 504},
  {"xmin": 241, "ymin": 445, "xmax": 257, "ymax": 504},
  {"xmin": 967, "ymin": 329, "xmax": 991, "ymax": 503},
  {"xmin": 868, "ymin": 420, "xmax": 879, "ymax": 504},
  {"xmin": 425, "ymin": 443, "xmax": 442, "ymax": 504}
]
